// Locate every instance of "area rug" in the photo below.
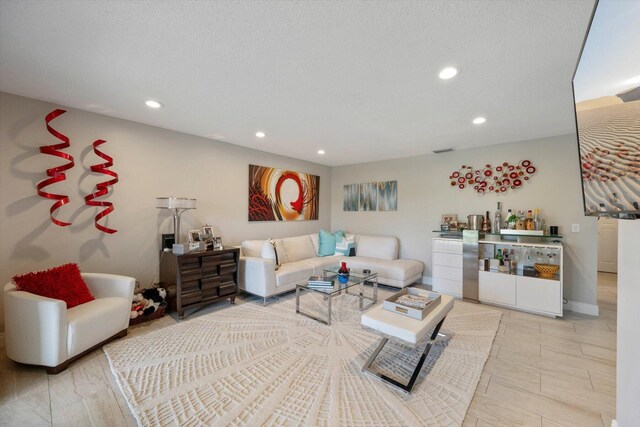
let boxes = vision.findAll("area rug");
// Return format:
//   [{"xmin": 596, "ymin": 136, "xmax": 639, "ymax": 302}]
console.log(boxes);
[{"xmin": 104, "ymin": 289, "xmax": 501, "ymax": 426}]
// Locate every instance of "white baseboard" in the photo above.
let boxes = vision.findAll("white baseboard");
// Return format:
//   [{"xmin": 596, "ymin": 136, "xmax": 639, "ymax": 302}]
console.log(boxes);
[
  {"xmin": 565, "ymin": 300, "xmax": 600, "ymax": 316},
  {"xmin": 611, "ymin": 420, "xmax": 618, "ymax": 427}
]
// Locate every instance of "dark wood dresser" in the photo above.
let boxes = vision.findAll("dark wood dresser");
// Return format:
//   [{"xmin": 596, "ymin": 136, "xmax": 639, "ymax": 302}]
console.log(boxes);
[{"xmin": 160, "ymin": 247, "xmax": 240, "ymax": 319}]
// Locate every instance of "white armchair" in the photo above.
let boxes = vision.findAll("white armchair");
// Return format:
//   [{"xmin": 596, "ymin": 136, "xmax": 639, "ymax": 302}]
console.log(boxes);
[{"xmin": 3, "ymin": 273, "xmax": 135, "ymax": 374}]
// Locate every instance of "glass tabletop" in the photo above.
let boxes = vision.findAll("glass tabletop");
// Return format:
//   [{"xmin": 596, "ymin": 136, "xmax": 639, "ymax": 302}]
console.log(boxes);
[
  {"xmin": 297, "ymin": 266, "xmax": 377, "ymax": 295},
  {"xmin": 322, "ymin": 265, "xmax": 377, "ymax": 281}
]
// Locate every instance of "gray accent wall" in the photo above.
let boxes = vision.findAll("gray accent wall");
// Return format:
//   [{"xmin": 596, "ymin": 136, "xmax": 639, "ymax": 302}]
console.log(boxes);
[
  {"xmin": 0, "ymin": 92, "xmax": 332, "ymax": 331},
  {"xmin": 331, "ymin": 134, "xmax": 599, "ymax": 311}
]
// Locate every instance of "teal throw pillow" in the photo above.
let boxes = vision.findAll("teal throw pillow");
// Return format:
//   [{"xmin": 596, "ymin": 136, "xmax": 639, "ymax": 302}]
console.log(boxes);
[{"xmin": 318, "ymin": 230, "xmax": 343, "ymax": 257}]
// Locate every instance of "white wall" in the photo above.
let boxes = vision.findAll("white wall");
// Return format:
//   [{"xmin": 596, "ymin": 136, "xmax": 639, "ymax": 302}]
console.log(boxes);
[
  {"xmin": 616, "ymin": 220, "xmax": 640, "ymax": 426},
  {"xmin": 0, "ymin": 92, "xmax": 331, "ymax": 331},
  {"xmin": 331, "ymin": 134, "xmax": 599, "ymax": 311}
]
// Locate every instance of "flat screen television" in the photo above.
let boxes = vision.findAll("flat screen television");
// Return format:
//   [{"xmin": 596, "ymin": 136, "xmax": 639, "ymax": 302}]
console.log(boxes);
[{"xmin": 572, "ymin": 0, "xmax": 640, "ymax": 219}]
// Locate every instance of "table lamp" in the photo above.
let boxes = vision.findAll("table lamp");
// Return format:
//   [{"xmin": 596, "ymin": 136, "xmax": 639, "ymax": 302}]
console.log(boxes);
[{"xmin": 156, "ymin": 197, "xmax": 197, "ymax": 243}]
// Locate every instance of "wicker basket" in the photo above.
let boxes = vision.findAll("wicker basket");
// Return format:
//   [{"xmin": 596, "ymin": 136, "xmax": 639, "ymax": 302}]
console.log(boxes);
[
  {"xmin": 534, "ymin": 263, "xmax": 559, "ymax": 279},
  {"xmin": 129, "ymin": 304, "xmax": 167, "ymax": 326}
]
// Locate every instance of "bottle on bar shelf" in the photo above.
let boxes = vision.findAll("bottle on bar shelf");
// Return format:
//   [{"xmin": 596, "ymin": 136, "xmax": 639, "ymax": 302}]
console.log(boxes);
[
  {"xmin": 525, "ymin": 210, "xmax": 535, "ymax": 230},
  {"xmin": 516, "ymin": 210, "xmax": 526, "ymax": 230},
  {"xmin": 494, "ymin": 202, "xmax": 503, "ymax": 233},
  {"xmin": 506, "ymin": 209, "xmax": 516, "ymax": 229},
  {"xmin": 482, "ymin": 210, "xmax": 492, "ymax": 232}
]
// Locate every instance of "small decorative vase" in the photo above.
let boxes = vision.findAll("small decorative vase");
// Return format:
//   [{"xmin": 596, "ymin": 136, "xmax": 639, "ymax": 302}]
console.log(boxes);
[{"xmin": 338, "ymin": 261, "xmax": 350, "ymax": 284}]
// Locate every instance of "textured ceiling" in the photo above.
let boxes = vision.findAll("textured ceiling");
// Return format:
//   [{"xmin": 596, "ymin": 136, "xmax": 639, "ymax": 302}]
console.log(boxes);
[{"xmin": 0, "ymin": 1, "xmax": 595, "ymax": 166}]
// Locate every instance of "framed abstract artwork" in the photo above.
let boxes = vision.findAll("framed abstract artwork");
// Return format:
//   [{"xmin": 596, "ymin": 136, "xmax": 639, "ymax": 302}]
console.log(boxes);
[{"xmin": 248, "ymin": 165, "xmax": 319, "ymax": 221}]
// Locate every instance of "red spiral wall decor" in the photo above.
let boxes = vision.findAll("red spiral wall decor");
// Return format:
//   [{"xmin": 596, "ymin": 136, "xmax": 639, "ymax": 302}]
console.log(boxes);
[
  {"xmin": 449, "ymin": 160, "xmax": 536, "ymax": 195},
  {"xmin": 37, "ymin": 109, "xmax": 75, "ymax": 226},
  {"xmin": 84, "ymin": 139, "xmax": 119, "ymax": 234}
]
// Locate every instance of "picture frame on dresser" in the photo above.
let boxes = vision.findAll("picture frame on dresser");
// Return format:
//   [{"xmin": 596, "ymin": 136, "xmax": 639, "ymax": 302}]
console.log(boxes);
[
  {"xmin": 202, "ymin": 226, "xmax": 214, "ymax": 239},
  {"xmin": 213, "ymin": 236, "xmax": 223, "ymax": 250},
  {"xmin": 188, "ymin": 229, "xmax": 202, "ymax": 243}
]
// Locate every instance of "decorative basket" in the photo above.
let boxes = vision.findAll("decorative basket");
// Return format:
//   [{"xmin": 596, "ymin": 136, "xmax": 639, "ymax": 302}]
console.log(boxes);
[
  {"xmin": 129, "ymin": 304, "xmax": 167, "ymax": 326},
  {"xmin": 534, "ymin": 263, "xmax": 559, "ymax": 279}
]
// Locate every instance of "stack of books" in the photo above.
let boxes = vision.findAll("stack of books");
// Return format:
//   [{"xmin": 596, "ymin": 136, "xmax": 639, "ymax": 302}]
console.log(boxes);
[{"xmin": 307, "ymin": 275, "xmax": 334, "ymax": 289}]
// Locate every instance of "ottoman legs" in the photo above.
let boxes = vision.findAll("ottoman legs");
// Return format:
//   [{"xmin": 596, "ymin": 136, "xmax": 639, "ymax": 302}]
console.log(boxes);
[{"xmin": 362, "ymin": 316, "xmax": 447, "ymax": 393}]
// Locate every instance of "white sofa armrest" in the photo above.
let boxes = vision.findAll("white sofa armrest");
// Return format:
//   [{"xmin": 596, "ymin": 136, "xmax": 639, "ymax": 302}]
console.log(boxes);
[
  {"xmin": 82, "ymin": 273, "xmax": 135, "ymax": 300},
  {"xmin": 3, "ymin": 283, "xmax": 68, "ymax": 367},
  {"xmin": 238, "ymin": 257, "xmax": 277, "ymax": 298}
]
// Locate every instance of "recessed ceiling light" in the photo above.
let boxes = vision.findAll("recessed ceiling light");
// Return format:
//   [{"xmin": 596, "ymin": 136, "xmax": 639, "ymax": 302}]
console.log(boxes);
[
  {"xmin": 145, "ymin": 100, "xmax": 163, "ymax": 108},
  {"xmin": 255, "ymin": 131, "xmax": 266, "ymax": 138},
  {"xmin": 473, "ymin": 117, "xmax": 486, "ymax": 125},
  {"xmin": 317, "ymin": 150, "xmax": 325, "ymax": 155},
  {"xmin": 439, "ymin": 67, "xmax": 458, "ymax": 80}
]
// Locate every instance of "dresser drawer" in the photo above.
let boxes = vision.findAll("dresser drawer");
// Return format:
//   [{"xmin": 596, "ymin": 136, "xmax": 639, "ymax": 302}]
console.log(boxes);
[
  {"xmin": 433, "ymin": 239, "xmax": 463, "ymax": 255},
  {"xmin": 432, "ymin": 277, "xmax": 462, "ymax": 297},
  {"xmin": 433, "ymin": 252, "xmax": 463, "ymax": 268},
  {"xmin": 432, "ymin": 264, "xmax": 462, "ymax": 281}
]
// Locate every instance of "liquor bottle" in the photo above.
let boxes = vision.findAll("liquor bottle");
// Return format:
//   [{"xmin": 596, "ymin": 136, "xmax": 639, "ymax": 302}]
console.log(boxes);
[
  {"xmin": 496, "ymin": 249, "xmax": 503, "ymax": 264},
  {"xmin": 482, "ymin": 210, "xmax": 492, "ymax": 232},
  {"xmin": 525, "ymin": 210, "xmax": 535, "ymax": 230},
  {"xmin": 533, "ymin": 208, "xmax": 541, "ymax": 230},
  {"xmin": 506, "ymin": 209, "xmax": 516, "ymax": 229},
  {"xmin": 509, "ymin": 249, "xmax": 517, "ymax": 273},
  {"xmin": 494, "ymin": 202, "xmax": 503, "ymax": 233},
  {"xmin": 516, "ymin": 210, "xmax": 526, "ymax": 230}
]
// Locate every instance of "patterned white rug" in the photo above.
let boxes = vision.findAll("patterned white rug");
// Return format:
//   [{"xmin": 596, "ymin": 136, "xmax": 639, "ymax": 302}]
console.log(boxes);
[{"xmin": 104, "ymin": 289, "xmax": 501, "ymax": 426}]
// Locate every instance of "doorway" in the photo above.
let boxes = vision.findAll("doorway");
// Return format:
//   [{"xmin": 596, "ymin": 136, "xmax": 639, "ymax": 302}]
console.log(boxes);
[{"xmin": 598, "ymin": 217, "xmax": 618, "ymax": 273}]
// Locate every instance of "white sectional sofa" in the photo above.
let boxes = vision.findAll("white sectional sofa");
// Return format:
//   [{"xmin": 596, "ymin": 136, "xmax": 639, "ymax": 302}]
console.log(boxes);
[{"xmin": 238, "ymin": 233, "xmax": 423, "ymax": 301}]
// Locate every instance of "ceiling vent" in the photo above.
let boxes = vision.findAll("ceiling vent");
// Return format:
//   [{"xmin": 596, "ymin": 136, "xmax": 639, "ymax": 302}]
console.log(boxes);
[{"xmin": 433, "ymin": 148, "xmax": 454, "ymax": 154}]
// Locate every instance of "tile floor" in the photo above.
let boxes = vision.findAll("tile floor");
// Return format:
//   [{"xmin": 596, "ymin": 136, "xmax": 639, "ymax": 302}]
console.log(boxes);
[{"xmin": 0, "ymin": 273, "xmax": 617, "ymax": 426}]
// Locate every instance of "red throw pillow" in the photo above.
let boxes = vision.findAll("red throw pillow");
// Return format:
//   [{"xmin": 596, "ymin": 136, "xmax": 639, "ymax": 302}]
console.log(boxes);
[{"xmin": 12, "ymin": 263, "xmax": 95, "ymax": 309}]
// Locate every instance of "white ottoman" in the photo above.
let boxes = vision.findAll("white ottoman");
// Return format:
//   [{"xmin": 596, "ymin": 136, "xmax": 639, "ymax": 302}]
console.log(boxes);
[{"xmin": 361, "ymin": 293, "xmax": 454, "ymax": 392}]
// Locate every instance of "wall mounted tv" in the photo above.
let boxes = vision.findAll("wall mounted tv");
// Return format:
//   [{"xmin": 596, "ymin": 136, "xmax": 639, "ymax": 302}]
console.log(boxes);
[{"xmin": 572, "ymin": 0, "xmax": 640, "ymax": 219}]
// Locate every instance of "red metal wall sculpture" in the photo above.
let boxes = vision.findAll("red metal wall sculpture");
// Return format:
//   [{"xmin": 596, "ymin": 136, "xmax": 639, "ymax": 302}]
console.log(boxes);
[
  {"xmin": 37, "ymin": 109, "xmax": 75, "ymax": 226},
  {"xmin": 449, "ymin": 161, "xmax": 537, "ymax": 194},
  {"xmin": 84, "ymin": 139, "xmax": 119, "ymax": 234}
]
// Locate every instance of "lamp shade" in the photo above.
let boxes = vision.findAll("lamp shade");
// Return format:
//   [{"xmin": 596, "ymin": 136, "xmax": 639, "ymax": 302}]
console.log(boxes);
[{"xmin": 156, "ymin": 197, "xmax": 197, "ymax": 209}]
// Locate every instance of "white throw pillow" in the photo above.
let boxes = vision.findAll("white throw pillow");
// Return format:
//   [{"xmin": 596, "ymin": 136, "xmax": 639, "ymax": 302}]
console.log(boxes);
[
  {"xmin": 261, "ymin": 239, "xmax": 281, "ymax": 270},
  {"xmin": 334, "ymin": 235, "xmax": 355, "ymax": 256}
]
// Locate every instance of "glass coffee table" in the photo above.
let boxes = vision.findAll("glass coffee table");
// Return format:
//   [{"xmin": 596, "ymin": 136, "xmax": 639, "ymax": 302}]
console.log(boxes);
[{"xmin": 295, "ymin": 266, "xmax": 378, "ymax": 325}]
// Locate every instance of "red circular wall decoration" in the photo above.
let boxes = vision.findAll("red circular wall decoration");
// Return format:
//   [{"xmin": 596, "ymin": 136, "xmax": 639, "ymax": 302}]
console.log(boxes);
[{"xmin": 448, "ymin": 160, "xmax": 537, "ymax": 194}]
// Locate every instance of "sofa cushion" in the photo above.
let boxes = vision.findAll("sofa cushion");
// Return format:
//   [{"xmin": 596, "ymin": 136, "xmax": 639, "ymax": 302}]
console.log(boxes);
[
  {"xmin": 282, "ymin": 235, "xmax": 316, "ymax": 263},
  {"xmin": 318, "ymin": 230, "xmax": 343, "ymax": 256},
  {"xmin": 12, "ymin": 263, "xmax": 95, "ymax": 309},
  {"xmin": 241, "ymin": 240, "xmax": 265, "ymax": 258},
  {"xmin": 301, "ymin": 256, "xmax": 343, "ymax": 275},
  {"xmin": 356, "ymin": 235, "xmax": 399, "ymax": 260},
  {"xmin": 67, "ymin": 296, "xmax": 130, "ymax": 358},
  {"xmin": 342, "ymin": 257, "xmax": 423, "ymax": 282},
  {"xmin": 274, "ymin": 261, "xmax": 313, "ymax": 288}
]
